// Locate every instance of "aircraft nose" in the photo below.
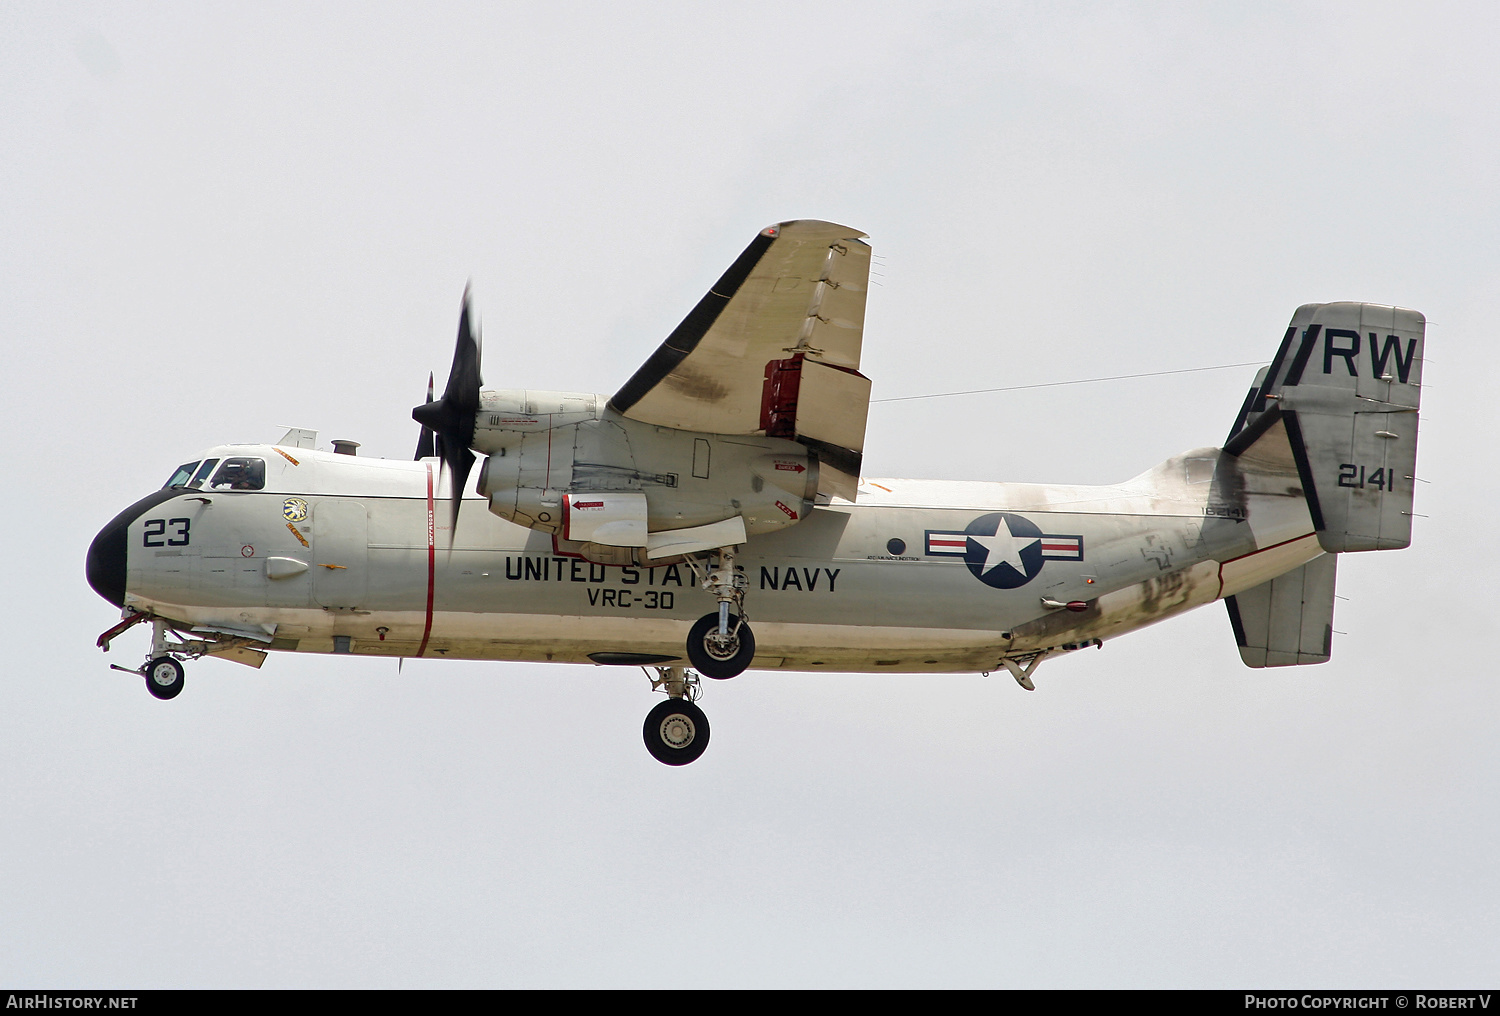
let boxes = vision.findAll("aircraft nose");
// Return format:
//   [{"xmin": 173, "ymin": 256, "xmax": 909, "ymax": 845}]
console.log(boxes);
[
  {"xmin": 86, "ymin": 489, "xmax": 183, "ymax": 608},
  {"xmin": 86, "ymin": 511, "xmax": 132, "ymax": 608}
]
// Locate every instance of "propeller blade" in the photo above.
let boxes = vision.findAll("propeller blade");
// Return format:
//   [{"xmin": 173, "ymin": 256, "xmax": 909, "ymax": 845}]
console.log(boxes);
[
  {"xmin": 414, "ymin": 372, "xmax": 436, "ymax": 460},
  {"xmin": 446, "ymin": 447, "xmax": 476, "ymax": 538},
  {"xmin": 413, "ymin": 287, "xmax": 484, "ymax": 543}
]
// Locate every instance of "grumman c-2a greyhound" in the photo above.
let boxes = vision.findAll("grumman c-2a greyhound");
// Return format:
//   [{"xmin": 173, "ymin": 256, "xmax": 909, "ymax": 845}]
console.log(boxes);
[{"xmin": 86, "ymin": 220, "xmax": 1425, "ymax": 765}]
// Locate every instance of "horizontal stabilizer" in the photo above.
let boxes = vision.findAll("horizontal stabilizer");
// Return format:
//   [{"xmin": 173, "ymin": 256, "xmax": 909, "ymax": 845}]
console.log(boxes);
[{"xmin": 1226, "ymin": 553, "xmax": 1337, "ymax": 667}]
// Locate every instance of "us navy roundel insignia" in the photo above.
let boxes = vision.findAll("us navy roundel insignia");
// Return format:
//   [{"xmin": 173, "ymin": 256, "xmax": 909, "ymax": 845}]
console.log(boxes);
[
  {"xmin": 924, "ymin": 513, "xmax": 1084, "ymax": 589},
  {"xmin": 282, "ymin": 497, "xmax": 309, "ymax": 523}
]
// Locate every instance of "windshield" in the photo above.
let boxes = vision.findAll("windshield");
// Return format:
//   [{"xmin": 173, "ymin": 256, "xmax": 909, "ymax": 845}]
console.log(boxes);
[
  {"xmin": 208, "ymin": 457, "xmax": 266, "ymax": 491},
  {"xmin": 163, "ymin": 462, "xmax": 200, "ymax": 488},
  {"xmin": 188, "ymin": 459, "xmax": 219, "ymax": 488}
]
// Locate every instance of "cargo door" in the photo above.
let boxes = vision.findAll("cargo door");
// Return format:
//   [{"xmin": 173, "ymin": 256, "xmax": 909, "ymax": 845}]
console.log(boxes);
[{"xmin": 312, "ymin": 499, "xmax": 368, "ymax": 608}]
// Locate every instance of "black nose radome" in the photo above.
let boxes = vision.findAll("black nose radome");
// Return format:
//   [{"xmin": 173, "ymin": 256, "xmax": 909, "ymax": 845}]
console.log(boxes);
[{"xmin": 86, "ymin": 489, "xmax": 188, "ymax": 608}]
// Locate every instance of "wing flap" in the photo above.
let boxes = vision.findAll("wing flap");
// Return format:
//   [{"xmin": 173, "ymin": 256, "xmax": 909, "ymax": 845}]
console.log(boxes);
[{"xmin": 794, "ymin": 360, "xmax": 871, "ymax": 454}]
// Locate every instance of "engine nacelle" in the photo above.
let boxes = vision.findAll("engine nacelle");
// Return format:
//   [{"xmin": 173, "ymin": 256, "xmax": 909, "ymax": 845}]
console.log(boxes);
[{"xmin": 473, "ymin": 389, "xmax": 820, "ymax": 549}]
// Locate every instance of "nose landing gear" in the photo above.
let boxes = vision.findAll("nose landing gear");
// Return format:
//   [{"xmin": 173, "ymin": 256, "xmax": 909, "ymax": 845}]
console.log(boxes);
[
  {"xmin": 105, "ymin": 619, "xmax": 191, "ymax": 700},
  {"xmin": 138, "ymin": 619, "xmax": 187, "ymax": 700},
  {"xmin": 144, "ymin": 656, "xmax": 185, "ymax": 700},
  {"xmin": 102, "ymin": 616, "xmax": 198, "ymax": 701}
]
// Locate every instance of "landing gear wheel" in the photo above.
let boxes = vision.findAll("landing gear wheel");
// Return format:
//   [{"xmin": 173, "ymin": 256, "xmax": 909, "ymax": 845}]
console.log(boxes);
[
  {"xmin": 686, "ymin": 612, "xmax": 755, "ymax": 679},
  {"xmin": 643, "ymin": 698, "xmax": 710, "ymax": 766},
  {"xmin": 144, "ymin": 656, "xmax": 185, "ymax": 700}
]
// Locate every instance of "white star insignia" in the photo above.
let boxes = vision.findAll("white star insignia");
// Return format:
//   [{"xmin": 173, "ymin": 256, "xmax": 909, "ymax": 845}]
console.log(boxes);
[{"xmin": 968, "ymin": 517, "xmax": 1038, "ymax": 578}]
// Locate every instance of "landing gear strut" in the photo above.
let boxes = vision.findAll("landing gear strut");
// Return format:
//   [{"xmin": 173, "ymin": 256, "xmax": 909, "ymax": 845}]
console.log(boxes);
[
  {"xmin": 686, "ymin": 546, "xmax": 755, "ymax": 679},
  {"xmin": 1000, "ymin": 651, "xmax": 1048, "ymax": 691},
  {"xmin": 106, "ymin": 618, "xmax": 191, "ymax": 700},
  {"xmin": 643, "ymin": 666, "xmax": 710, "ymax": 765},
  {"xmin": 138, "ymin": 619, "xmax": 187, "ymax": 700}
]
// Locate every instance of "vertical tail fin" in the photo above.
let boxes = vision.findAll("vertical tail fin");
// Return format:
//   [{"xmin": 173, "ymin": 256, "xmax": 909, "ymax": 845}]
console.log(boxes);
[{"xmin": 1226, "ymin": 302, "xmax": 1425, "ymax": 553}]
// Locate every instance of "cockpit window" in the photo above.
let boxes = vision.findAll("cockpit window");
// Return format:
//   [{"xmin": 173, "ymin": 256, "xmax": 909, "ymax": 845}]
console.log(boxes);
[
  {"xmin": 208, "ymin": 457, "xmax": 266, "ymax": 491},
  {"xmin": 189, "ymin": 459, "xmax": 219, "ymax": 488},
  {"xmin": 164, "ymin": 462, "xmax": 200, "ymax": 488}
]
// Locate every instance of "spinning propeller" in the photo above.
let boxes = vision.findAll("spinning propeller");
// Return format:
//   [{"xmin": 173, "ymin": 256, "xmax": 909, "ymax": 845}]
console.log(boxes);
[
  {"xmin": 412, "ymin": 287, "xmax": 482, "ymax": 540},
  {"xmin": 414, "ymin": 372, "xmax": 436, "ymax": 461}
]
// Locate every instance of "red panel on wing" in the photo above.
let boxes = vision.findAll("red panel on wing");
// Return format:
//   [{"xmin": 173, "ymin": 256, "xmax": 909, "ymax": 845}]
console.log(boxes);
[{"xmin": 760, "ymin": 354, "xmax": 804, "ymax": 438}]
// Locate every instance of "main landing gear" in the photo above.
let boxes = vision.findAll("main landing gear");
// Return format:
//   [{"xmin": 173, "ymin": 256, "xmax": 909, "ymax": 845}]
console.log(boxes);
[
  {"xmin": 643, "ymin": 666, "xmax": 710, "ymax": 765},
  {"xmin": 685, "ymin": 545, "xmax": 755, "ymax": 680},
  {"xmin": 643, "ymin": 545, "xmax": 754, "ymax": 763}
]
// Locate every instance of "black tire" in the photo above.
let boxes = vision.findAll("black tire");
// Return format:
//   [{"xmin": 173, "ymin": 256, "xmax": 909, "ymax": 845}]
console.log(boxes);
[
  {"xmin": 144, "ymin": 656, "xmax": 185, "ymax": 700},
  {"xmin": 686, "ymin": 612, "xmax": 755, "ymax": 679},
  {"xmin": 643, "ymin": 698, "xmax": 710, "ymax": 766}
]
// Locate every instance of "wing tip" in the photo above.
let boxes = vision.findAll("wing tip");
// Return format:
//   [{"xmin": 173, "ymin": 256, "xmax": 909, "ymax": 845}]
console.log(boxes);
[{"xmin": 766, "ymin": 219, "xmax": 869, "ymax": 241}]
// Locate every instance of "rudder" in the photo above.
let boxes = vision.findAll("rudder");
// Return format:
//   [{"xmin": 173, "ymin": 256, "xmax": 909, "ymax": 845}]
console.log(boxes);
[{"xmin": 1226, "ymin": 553, "xmax": 1337, "ymax": 667}]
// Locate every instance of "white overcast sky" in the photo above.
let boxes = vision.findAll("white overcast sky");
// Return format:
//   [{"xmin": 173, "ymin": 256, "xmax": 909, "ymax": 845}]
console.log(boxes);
[{"xmin": 3, "ymin": 1, "xmax": 1498, "ymax": 988}]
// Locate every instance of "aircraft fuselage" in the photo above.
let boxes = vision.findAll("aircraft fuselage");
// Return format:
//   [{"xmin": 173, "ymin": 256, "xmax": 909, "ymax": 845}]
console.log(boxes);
[{"xmin": 90, "ymin": 436, "xmax": 1320, "ymax": 675}]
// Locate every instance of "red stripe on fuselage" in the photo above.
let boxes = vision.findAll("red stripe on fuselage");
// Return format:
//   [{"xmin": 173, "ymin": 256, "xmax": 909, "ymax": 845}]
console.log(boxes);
[{"xmin": 416, "ymin": 462, "xmax": 436, "ymax": 657}]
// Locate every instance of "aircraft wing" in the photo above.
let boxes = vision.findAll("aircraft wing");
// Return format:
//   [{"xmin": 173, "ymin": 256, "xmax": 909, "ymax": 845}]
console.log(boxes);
[{"xmin": 608, "ymin": 220, "xmax": 873, "ymax": 499}]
